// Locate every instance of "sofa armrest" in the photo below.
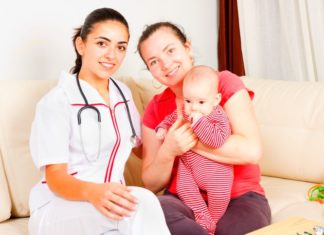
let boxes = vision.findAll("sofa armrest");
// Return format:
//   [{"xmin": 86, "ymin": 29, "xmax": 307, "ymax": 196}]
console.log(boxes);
[{"xmin": 0, "ymin": 149, "xmax": 11, "ymax": 222}]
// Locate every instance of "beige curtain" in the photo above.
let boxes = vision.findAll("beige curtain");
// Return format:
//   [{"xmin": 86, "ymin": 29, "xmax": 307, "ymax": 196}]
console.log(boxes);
[{"xmin": 237, "ymin": 0, "xmax": 324, "ymax": 82}]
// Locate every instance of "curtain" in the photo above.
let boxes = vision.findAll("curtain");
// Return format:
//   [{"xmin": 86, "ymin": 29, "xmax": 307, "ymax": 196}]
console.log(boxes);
[
  {"xmin": 238, "ymin": 0, "xmax": 324, "ymax": 82},
  {"xmin": 218, "ymin": 0, "xmax": 245, "ymax": 76}
]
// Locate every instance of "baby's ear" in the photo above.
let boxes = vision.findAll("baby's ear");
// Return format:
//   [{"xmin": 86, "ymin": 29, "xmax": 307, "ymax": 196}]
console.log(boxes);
[{"xmin": 213, "ymin": 93, "xmax": 222, "ymax": 106}]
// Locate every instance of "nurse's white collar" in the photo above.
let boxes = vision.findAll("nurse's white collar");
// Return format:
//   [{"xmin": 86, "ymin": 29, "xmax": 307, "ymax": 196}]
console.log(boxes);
[{"xmin": 58, "ymin": 71, "xmax": 120, "ymax": 106}]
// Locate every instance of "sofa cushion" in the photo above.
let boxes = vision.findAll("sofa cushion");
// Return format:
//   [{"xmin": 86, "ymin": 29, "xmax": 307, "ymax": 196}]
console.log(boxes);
[
  {"xmin": 261, "ymin": 176, "xmax": 324, "ymax": 223},
  {"xmin": 0, "ymin": 150, "xmax": 11, "ymax": 222},
  {"xmin": 0, "ymin": 218, "xmax": 28, "ymax": 235},
  {"xmin": 124, "ymin": 153, "xmax": 144, "ymax": 187},
  {"xmin": 0, "ymin": 80, "xmax": 58, "ymax": 217},
  {"xmin": 243, "ymin": 78, "xmax": 324, "ymax": 183},
  {"xmin": 117, "ymin": 76, "xmax": 145, "ymax": 114},
  {"xmin": 133, "ymin": 77, "xmax": 166, "ymax": 112}
]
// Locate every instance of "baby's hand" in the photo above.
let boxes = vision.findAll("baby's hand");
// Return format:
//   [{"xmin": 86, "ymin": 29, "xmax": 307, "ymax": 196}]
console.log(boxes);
[
  {"xmin": 156, "ymin": 128, "xmax": 167, "ymax": 140},
  {"xmin": 189, "ymin": 112, "xmax": 203, "ymax": 126}
]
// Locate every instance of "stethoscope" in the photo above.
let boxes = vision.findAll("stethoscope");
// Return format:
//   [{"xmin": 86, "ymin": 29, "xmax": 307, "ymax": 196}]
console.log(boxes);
[{"xmin": 76, "ymin": 75, "xmax": 141, "ymax": 162}]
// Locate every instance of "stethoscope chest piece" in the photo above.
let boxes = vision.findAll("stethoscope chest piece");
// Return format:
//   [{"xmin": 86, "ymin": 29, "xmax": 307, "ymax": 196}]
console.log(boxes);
[{"xmin": 130, "ymin": 135, "xmax": 142, "ymax": 148}]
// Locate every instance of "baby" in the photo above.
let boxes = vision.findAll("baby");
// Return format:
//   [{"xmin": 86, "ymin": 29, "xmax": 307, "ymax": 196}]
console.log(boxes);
[{"xmin": 156, "ymin": 65, "xmax": 233, "ymax": 235}]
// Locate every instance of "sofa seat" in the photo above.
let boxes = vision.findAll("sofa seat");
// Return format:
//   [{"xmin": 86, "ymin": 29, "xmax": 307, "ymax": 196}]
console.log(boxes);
[
  {"xmin": 0, "ymin": 218, "xmax": 28, "ymax": 235},
  {"xmin": 261, "ymin": 176, "xmax": 324, "ymax": 223},
  {"xmin": 2, "ymin": 177, "xmax": 322, "ymax": 235}
]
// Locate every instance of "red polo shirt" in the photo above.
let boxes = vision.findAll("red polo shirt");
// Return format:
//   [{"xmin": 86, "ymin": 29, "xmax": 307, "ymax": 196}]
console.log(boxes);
[{"xmin": 143, "ymin": 70, "xmax": 265, "ymax": 198}]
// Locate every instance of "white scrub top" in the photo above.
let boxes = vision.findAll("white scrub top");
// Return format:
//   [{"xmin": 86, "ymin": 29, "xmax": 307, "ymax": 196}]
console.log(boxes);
[{"xmin": 29, "ymin": 71, "xmax": 141, "ymax": 213}]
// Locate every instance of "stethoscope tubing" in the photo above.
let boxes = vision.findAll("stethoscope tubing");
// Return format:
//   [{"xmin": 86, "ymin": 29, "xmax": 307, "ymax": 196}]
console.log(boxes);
[
  {"xmin": 75, "ymin": 75, "xmax": 139, "ymax": 162},
  {"xmin": 109, "ymin": 77, "xmax": 137, "ymax": 140}
]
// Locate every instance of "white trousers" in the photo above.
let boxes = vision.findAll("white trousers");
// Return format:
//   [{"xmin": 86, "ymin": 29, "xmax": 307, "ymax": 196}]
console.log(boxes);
[{"xmin": 29, "ymin": 186, "xmax": 170, "ymax": 235}]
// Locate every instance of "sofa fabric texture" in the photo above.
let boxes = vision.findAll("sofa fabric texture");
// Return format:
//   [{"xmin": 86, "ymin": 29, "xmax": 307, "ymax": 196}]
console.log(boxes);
[{"xmin": 0, "ymin": 76, "xmax": 323, "ymax": 234}]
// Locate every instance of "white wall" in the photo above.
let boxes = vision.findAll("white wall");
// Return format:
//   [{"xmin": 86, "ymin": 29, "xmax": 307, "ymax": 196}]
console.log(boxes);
[{"xmin": 0, "ymin": 0, "xmax": 217, "ymax": 80}]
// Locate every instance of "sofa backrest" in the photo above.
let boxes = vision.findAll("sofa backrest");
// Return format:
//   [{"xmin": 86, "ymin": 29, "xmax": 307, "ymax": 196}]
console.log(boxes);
[
  {"xmin": 0, "ymin": 80, "xmax": 58, "ymax": 221},
  {"xmin": 242, "ymin": 77, "xmax": 324, "ymax": 184}
]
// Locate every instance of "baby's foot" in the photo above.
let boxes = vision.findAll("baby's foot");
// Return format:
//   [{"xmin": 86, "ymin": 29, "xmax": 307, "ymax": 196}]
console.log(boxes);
[{"xmin": 195, "ymin": 213, "xmax": 216, "ymax": 235}]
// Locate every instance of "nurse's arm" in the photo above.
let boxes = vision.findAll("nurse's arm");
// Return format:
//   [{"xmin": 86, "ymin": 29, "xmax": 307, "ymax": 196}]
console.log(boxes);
[
  {"xmin": 45, "ymin": 163, "xmax": 137, "ymax": 220},
  {"xmin": 192, "ymin": 89, "xmax": 263, "ymax": 165}
]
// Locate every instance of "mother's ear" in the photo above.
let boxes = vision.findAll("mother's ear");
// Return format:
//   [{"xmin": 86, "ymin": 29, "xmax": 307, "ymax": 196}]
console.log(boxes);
[
  {"xmin": 75, "ymin": 36, "xmax": 85, "ymax": 56},
  {"xmin": 184, "ymin": 41, "xmax": 193, "ymax": 57}
]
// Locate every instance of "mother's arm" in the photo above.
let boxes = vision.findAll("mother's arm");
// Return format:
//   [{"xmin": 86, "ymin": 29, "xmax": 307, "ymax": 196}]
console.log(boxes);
[
  {"xmin": 192, "ymin": 89, "xmax": 262, "ymax": 165},
  {"xmin": 141, "ymin": 118, "xmax": 197, "ymax": 193}
]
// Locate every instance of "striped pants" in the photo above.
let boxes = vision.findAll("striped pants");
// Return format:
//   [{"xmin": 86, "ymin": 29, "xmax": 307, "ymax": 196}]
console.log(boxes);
[{"xmin": 177, "ymin": 152, "xmax": 233, "ymax": 235}]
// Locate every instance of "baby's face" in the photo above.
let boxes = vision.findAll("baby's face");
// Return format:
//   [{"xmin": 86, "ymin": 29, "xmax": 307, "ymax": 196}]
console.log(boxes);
[{"xmin": 183, "ymin": 78, "xmax": 218, "ymax": 116}]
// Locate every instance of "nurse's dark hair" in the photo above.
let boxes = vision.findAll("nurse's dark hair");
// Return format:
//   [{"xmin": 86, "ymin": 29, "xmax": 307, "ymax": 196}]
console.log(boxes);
[
  {"xmin": 137, "ymin": 22, "xmax": 187, "ymax": 64},
  {"xmin": 70, "ymin": 8, "xmax": 129, "ymax": 75}
]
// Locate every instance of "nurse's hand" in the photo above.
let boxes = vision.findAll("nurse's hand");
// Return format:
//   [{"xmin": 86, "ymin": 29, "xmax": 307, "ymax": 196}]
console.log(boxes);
[{"xmin": 87, "ymin": 182, "xmax": 138, "ymax": 220}]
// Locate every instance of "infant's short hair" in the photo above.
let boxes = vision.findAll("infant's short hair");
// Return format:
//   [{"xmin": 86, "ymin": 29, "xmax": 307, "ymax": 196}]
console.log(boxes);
[{"xmin": 184, "ymin": 65, "xmax": 219, "ymax": 90}]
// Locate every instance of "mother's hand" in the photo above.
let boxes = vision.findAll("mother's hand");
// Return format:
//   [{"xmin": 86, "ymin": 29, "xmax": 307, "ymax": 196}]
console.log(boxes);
[
  {"xmin": 162, "ymin": 117, "xmax": 198, "ymax": 157},
  {"xmin": 87, "ymin": 182, "xmax": 138, "ymax": 220}
]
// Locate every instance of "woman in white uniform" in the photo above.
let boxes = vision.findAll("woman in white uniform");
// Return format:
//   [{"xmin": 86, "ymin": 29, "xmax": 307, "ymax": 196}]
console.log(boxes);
[{"xmin": 28, "ymin": 8, "xmax": 170, "ymax": 235}]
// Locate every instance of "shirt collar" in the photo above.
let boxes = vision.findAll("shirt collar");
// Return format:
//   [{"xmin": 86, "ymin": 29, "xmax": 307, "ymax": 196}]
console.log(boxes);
[{"xmin": 58, "ymin": 71, "xmax": 122, "ymax": 106}]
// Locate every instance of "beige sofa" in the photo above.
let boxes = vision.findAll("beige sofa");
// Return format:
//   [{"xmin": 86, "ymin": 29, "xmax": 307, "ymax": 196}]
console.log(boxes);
[{"xmin": 0, "ymin": 76, "xmax": 323, "ymax": 234}]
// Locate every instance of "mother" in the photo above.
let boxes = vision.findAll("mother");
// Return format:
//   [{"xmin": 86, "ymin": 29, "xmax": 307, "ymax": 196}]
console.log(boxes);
[{"xmin": 137, "ymin": 22, "xmax": 271, "ymax": 235}]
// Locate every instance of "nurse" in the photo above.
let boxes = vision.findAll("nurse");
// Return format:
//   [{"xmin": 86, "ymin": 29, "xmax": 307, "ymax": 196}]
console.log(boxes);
[{"xmin": 28, "ymin": 8, "xmax": 170, "ymax": 235}]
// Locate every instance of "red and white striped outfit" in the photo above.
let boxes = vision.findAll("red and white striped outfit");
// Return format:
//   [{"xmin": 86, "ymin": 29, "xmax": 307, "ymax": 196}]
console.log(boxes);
[{"xmin": 156, "ymin": 105, "xmax": 233, "ymax": 235}]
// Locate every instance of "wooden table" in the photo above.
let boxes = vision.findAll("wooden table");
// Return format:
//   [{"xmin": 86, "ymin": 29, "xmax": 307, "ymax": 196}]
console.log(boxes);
[{"xmin": 246, "ymin": 217, "xmax": 324, "ymax": 235}]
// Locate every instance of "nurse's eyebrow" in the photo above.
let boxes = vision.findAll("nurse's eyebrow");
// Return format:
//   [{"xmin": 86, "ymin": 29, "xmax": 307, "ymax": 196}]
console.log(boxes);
[{"xmin": 95, "ymin": 36, "xmax": 128, "ymax": 45}]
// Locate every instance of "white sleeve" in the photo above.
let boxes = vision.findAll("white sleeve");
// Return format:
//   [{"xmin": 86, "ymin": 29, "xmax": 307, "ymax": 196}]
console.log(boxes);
[{"xmin": 29, "ymin": 88, "xmax": 71, "ymax": 170}]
